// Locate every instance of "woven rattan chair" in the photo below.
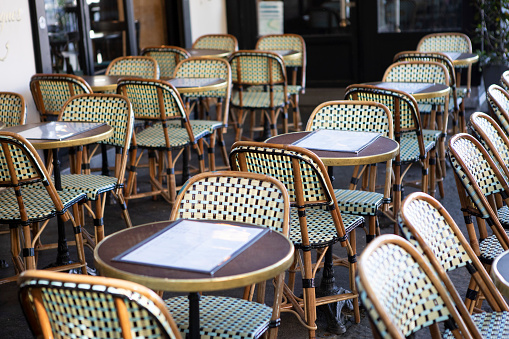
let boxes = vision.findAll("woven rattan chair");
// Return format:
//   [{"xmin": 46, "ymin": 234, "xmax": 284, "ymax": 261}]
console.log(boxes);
[
  {"xmin": 256, "ymin": 34, "xmax": 306, "ymax": 131},
  {"xmin": 30, "ymin": 73, "xmax": 92, "ymax": 121},
  {"xmin": 417, "ymin": 32, "xmax": 473, "ymax": 97},
  {"xmin": 357, "ymin": 234, "xmax": 480, "ymax": 338},
  {"xmin": 306, "ymin": 100, "xmax": 393, "ymax": 242},
  {"xmin": 393, "ymin": 51, "xmax": 465, "ymax": 133},
  {"xmin": 501, "ymin": 70, "xmax": 509, "ymax": 92},
  {"xmin": 0, "ymin": 132, "xmax": 87, "ymax": 284},
  {"xmin": 230, "ymin": 142, "xmax": 364, "ymax": 339},
  {"xmin": 117, "ymin": 78, "xmax": 209, "ymax": 207},
  {"xmin": 18, "ymin": 270, "xmax": 182, "ymax": 339},
  {"xmin": 56, "ymin": 94, "xmax": 134, "ymax": 246},
  {"xmin": 448, "ymin": 133, "xmax": 509, "ymax": 268},
  {"xmin": 399, "ymin": 192, "xmax": 509, "ymax": 328},
  {"xmin": 0, "ymin": 92, "xmax": 26, "ymax": 127},
  {"xmin": 141, "ymin": 45, "xmax": 190, "ymax": 79},
  {"xmin": 105, "ymin": 55, "xmax": 160, "ymax": 86},
  {"xmin": 486, "ymin": 84, "xmax": 509, "ymax": 134},
  {"xmin": 166, "ymin": 171, "xmax": 289, "ymax": 339},
  {"xmin": 345, "ymin": 84, "xmax": 436, "ymax": 231},
  {"xmin": 172, "ymin": 57, "xmax": 232, "ymax": 170},
  {"xmin": 192, "ymin": 34, "xmax": 238, "ymax": 54},
  {"xmin": 382, "ymin": 60, "xmax": 449, "ymax": 196},
  {"xmin": 229, "ymin": 50, "xmax": 290, "ymax": 141}
]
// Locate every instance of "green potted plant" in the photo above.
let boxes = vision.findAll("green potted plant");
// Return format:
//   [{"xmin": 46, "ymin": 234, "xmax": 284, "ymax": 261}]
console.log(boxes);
[{"xmin": 474, "ymin": 0, "xmax": 509, "ymax": 89}]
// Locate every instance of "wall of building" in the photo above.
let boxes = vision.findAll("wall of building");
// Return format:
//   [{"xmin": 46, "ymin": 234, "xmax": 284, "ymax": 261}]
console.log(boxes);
[
  {"xmin": 0, "ymin": 0, "xmax": 38, "ymax": 122},
  {"xmin": 133, "ymin": 0, "xmax": 167, "ymax": 49},
  {"xmin": 189, "ymin": 0, "xmax": 227, "ymax": 43}
]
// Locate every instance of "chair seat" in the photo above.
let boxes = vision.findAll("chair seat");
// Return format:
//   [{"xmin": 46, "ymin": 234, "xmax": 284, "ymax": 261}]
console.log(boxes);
[
  {"xmin": 334, "ymin": 189, "xmax": 383, "ymax": 216},
  {"xmin": 59, "ymin": 174, "xmax": 118, "ymax": 200},
  {"xmin": 498, "ymin": 205, "xmax": 509, "ymax": 228},
  {"xmin": 290, "ymin": 207, "xmax": 364, "ymax": 248},
  {"xmin": 399, "ymin": 134, "xmax": 436, "ymax": 164},
  {"xmin": 0, "ymin": 185, "xmax": 85, "ymax": 224},
  {"xmin": 422, "ymin": 129, "xmax": 443, "ymax": 143},
  {"xmin": 247, "ymin": 84, "xmax": 302, "ymax": 95},
  {"xmin": 443, "ymin": 311, "xmax": 509, "ymax": 338},
  {"xmin": 167, "ymin": 120, "xmax": 224, "ymax": 134},
  {"xmin": 231, "ymin": 91, "xmax": 288, "ymax": 109},
  {"xmin": 165, "ymin": 295, "xmax": 272, "ymax": 339},
  {"xmin": 135, "ymin": 125, "xmax": 209, "ymax": 149},
  {"xmin": 478, "ymin": 231, "xmax": 509, "ymax": 264}
]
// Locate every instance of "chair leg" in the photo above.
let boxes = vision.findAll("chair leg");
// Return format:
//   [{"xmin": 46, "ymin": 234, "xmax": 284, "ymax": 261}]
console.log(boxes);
[
  {"xmin": 207, "ymin": 132, "xmax": 216, "ymax": 171},
  {"xmin": 217, "ymin": 129, "xmax": 230, "ymax": 169},
  {"xmin": 114, "ymin": 191, "xmax": 133, "ymax": 228},
  {"xmin": 94, "ymin": 195, "xmax": 105, "ymax": 244},
  {"xmin": 301, "ymin": 248, "xmax": 317, "ymax": 339}
]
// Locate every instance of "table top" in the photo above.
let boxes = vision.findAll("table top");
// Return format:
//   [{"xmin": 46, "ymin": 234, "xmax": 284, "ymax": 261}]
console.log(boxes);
[
  {"xmin": 266, "ymin": 131, "xmax": 399, "ymax": 166},
  {"xmin": 82, "ymin": 75, "xmax": 124, "ymax": 92},
  {"xmin": 3, "ymin": 122, "xmax": 113, "ymax": 150},
  {"xmin": 94, "ymin": 220, "xmax": 294, "ymax": 292},
  {"xmin": 166, "ymin": 77, "xmax": 227, "ymax": 94},
  {"xmin": 491, "ymin": 250, "xmax": 509, "ymax": 297},
  {"xmin": 368, "ymin": 81, "xmax": 450, "ymax": 100},
  {"xmin": 442, "ymin": 52, "xmax": 479, "ymax": 67},
  {"xmin": 186, "ymin": 48, "xmax": 230, "ymax": 59},
  {"xmin": 260, "ymin": 49, "xmax": 302, "ymax": 62}
]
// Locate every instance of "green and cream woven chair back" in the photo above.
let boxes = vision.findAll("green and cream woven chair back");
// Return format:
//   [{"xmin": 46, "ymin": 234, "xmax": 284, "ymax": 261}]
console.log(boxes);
[
  {"xmin": 230, "ymin": 50, "xmax": 287, "ymax": 87},
  {"xmin": 192, "ymin": 34, "xmax": 238, "ymax": 53},
  {"xmin": 30, "ymin": 74, "xmax": 92, "ymax": 121},
  {"xmin": 106, "ymin": 55, "xmax": 160, "ymax": 79},
  {"xmin": 417, "ymin": 32, "xmax": 471, "ymax": 61},
  {"xmin": 487, "ymin": 84, "xmax": 509, "ymax": 136},
  {"xmin": 501, "ymin": 70, "xmax": 509, "ymax": 92},
  {"xmin": 141, "ymin": 46, "xmax": 190, "ymax": 79},
  {"xmin": 171, "ymin": 171, "xmax": 289, "ymax": 235},
  {"xmin": 19, "ymin": 270, "xmax": 182, "ymax": 339},
  {"xmin": 0, "ymin": 92, "xmax": 26, "ymax": 127},
  {"xmin": 357, "ymin": 235, "xmax": 477, "ymax": 339}
]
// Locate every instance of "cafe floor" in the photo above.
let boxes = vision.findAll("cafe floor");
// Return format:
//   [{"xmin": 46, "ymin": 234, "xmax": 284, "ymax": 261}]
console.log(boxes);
[{"xmin": 0, "ymin": 87, "xmax": 491, "ymax": 338}]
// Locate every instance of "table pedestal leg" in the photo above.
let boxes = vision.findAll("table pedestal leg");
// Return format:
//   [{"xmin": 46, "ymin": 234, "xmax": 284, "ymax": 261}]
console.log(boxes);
[
  {"xmin": 188, "ymin": 292, "xmax": 200, "ymax": 339},
  {"xmin": 316, "ymin": 247, "xmax": 347, "ymax": 334}
]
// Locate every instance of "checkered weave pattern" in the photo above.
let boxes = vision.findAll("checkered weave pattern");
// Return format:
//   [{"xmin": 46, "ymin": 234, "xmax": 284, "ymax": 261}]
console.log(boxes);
[
  {"xmin": 444, "ymin": 311, "xmax": 509, "ymax": 338},
  {"xmin": 502, "ymin": 71, "xmax": 509, "ymax": 92},
  {"xmin": 231, "ymin": 90, "xmax": 287, "ymax": 109},
  {"xmin": 334, "ymin": 189, "xmax": 383, "ymax": 216},
  {"xmin": 398, "ymin": 198, "xmax": 471, "ymax": 272},
  {"xmin": 487, "ymin": 85, "xmax": 509, "ymax": 136},
  {"xmin": 59, "ymin": 174, "xmax": 117, "ymax": 200},
  {"xmin": 449, "ymin": 136, "xmax": 504, "ymax": 219},
  {"xmin": 30, "ymin": 74, "xmax": 91, "ymax": 118},
  {"xmin": 192, "ymin": 34, "xmax": 238, "ymax": 53},
  {"xmin": 394, "ymin": 52, "xmax": 457, "ymax": 88},
  {"xmin": 174, "ymin": 57, "xmax": 230, "ymax": 99},
  {"xmin": 256, "ymin": 34, "xmax": 305, "ymax": 68},
  {"xmin": 478, "ymin": 232, "xmax": 509, "ymax": 263},
  {"xmin": 142, "ymin": 46, "xmax": 190, "ymax": 79},
  {"xmin": 417, "ymin": 33, "xmax": 471, "ymax": 68},
  {"xmin": 165, "ymin": 295, "xmax": 271, "ymax": 339},
  {"xmin": 174, "ymin": 175, "xmax": 287, "ymax": 233},
  {"xmin": 20, "ymin": 277, "xmax": 179, "ymax": 339},
  {"xmin": 358, "ymin": 243, "xmax": 452, "ymax": 338},
  {"xmin": 106, "ymin": 56, "xmax": 160, "ymax": 79},
  {"xmin": 167, "ymin": 120, "xmax": 223, "ymax": 134},
  {"xmin": 0, "ymin": 139, "xmax": 41, "ymax": 182},
  {"xmin": 229, "ymin": 51, "xmax": 286, "ymax": 85},
  {"xmin": 135, "ymin": 124, "xmax": 207, "ymax": 149},
  {"xmin": 0, "ymin": 92, "xmax": 24, "ymax": 127}
]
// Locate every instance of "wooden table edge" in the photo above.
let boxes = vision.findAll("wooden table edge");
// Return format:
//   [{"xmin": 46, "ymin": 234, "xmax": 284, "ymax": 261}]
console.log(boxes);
[
  {"xmin": 452, "ymin": 54, "xmax": 479, "ymax": 67},
  {"xmin": 491, "ymin": 250, "xmax": 509, "ymax": 297},
  {"xmin": 410, "ymin": 86, "xmax": 451, "ymax": 100},
  {"xmin": 170, "ymin": 79, "xmax": 228, "ymax": 94}
]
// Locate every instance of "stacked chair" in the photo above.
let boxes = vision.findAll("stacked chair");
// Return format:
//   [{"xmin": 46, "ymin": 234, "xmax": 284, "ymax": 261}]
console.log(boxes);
[
  {"xmin": 165, "ymin": 171, "xmax": 290, "ymax": 339},
  {"xmin": 230, "ymin": 142, "xmax": 364, "ymax": 338},
  {"xmin": 141, "ymin": 45, "xmax": 190, "ymax": 79}
]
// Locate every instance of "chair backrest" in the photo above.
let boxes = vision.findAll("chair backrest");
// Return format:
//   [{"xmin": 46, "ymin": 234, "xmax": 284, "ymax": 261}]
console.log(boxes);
[
  {"xmin": 501, "ymin": 70, "xmax": 509, "ymax": 92},
  {"xmin": 357, "ymin": 234, "xmax": 477, "ymax": 338},
  {"xmin": 393, "ymin": 51, "xmax": 456, "ymax": 88},
  {"xmin": 469, "ymin": 112, "xmax": 509, "ymax": 182},
  {"xmin": 170, "ymin": 171, "xmax": 289, "ymax": 235},
  {"xmin": 399, "ymin": 192, "xmax": 509, "ymax": 313},
  {"xmin": 487, "ymin": 84, "xmax": 509, "ymax": 136},
  {"xmin": 305, "ymin": 100, "xmax": 393, "ymax": 138},
  {"xmin": 344, "ymin": 84, "xmax": 425, "ymax": 157},
  {"xmin": 192, "ymin": 34, "xmax": 238, "ymax": 53},
  {"xmin": 106, "ymin": 56, "xmax": 160, "ymax": 79},
  {"xmin": 0, "ymin": 132, "xmax": 67, "ymax": 224},
  {"xmin": 141, "ymin": 45, "xmax": 190, "ymax": 79},
  {"xmin": 447, "ymin": 133, "xmax": 509, "ymax": 247},
  {"xmin": 59, "ymin": 93, "xmax": 134, "ymax": 181},
  {"xmin": 383, "ymin": 60, "xmax": 449, "ymax": 89},
  {"xmin": 230, "ymin": 141, "xmax": 349, "ymax": 247},
  {"xmin": 0, "ymin": 92, "xmax": 26, "ymax": 127},
  {"xmin": 30, "ymin": 74, "xmax": 92, "ymax": 121},
  {"xmin": 229, "ymin": 50, "xmax": 287, "ymax": 88},
  {"xmin": 255, "ymin": 34, "xmax": 306, "ymax": 89},
  {"xmin": 417, "ymin": 32, "xmax": 472, "ymax": 54},
  {"xmin": 18, "ymin": 270, "xmax": 182, "ymax": 339}
]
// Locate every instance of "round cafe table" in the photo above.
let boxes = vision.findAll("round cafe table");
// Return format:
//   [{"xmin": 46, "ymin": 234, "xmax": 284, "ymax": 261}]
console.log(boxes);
[
  {"xmin": 94, "ymin": 220, "xmax": 294, "ymax": 339},
  {"xmin": 186, "ymin": 48, "xmax": 230, "ymax": 59},
  {"xmin": 81, "ymin": 75, "xmax": 124, "ymax": 92},
  {"xmin": 491, "ymin": 250, "xmax": 509, "ymax": 297}
]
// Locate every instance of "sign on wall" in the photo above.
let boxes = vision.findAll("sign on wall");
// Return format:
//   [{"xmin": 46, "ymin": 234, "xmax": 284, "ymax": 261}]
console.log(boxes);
[{"xmin": 258, "ymin": 1, "xmax": 283, "ymax": 36}]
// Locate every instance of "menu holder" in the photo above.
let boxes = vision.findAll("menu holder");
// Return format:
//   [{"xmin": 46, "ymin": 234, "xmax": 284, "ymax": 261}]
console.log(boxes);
[
  {"xmin": 113, "ymin": 219, "xmax": 269, "ymax": 275},
  {"xmin": 17, "ymin": 122, "xmax": 107, "ymax": 141},
  {"xmin": 292, "ymin": 129, "xmax": 381, "ymax": 153}
]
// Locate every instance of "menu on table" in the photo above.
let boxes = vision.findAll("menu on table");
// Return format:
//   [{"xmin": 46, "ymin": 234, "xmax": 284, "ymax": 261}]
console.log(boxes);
[
  {"xmin": 292, "ymin": 129, "xmax": 381, "ymax": 153},
  {"xmin": 17, "ymin": 122, "xmax": 107, "ymax": 141},
  {"xmin": 113, "ymin": 219, "xmax": 268, "ymax": 275}
]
